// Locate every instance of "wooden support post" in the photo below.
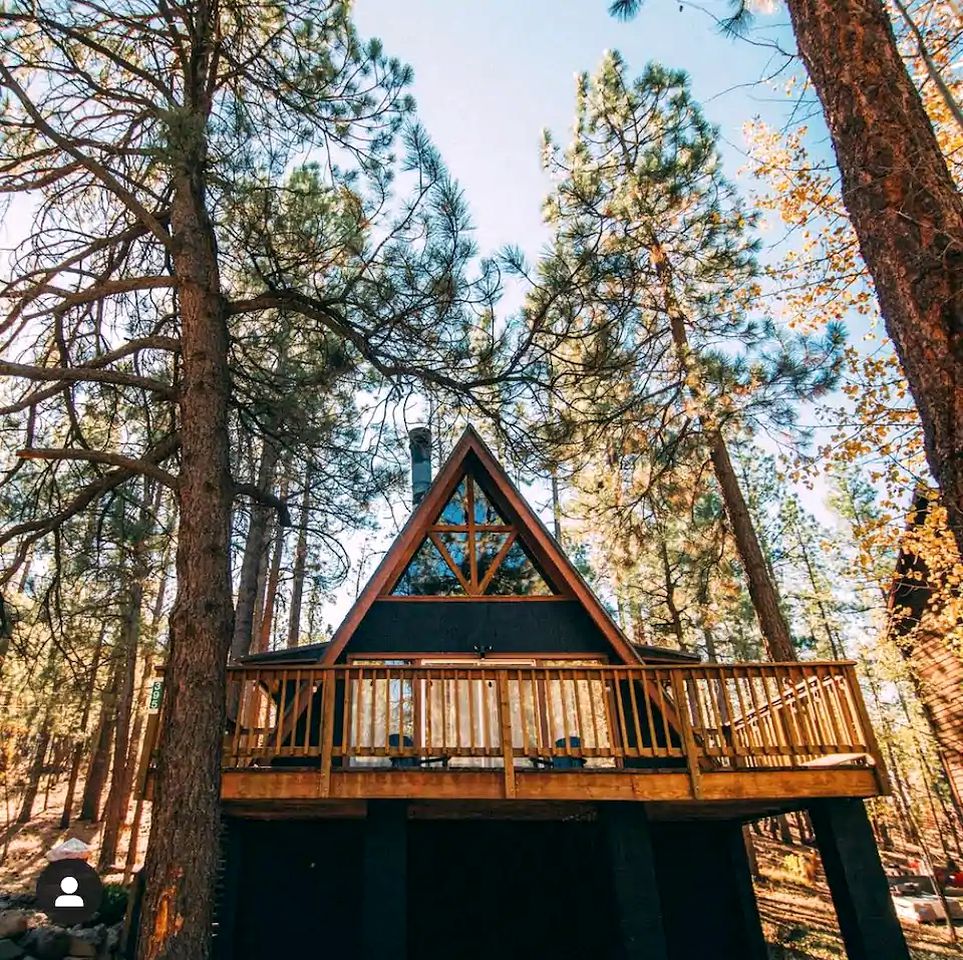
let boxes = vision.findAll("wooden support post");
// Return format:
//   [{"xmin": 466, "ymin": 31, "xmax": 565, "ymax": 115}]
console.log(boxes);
[
  {"xmin": 361, "ymin": 800, "xmax": 407, "ymax": 960},
  {"xmin": 654, "ymin": 820, "xmax": 767, "ymax": 959},
  {"xmin": 497, "ymin": 673, "xmax": 516, "ymax": 798},
  {"xmin": 809, "ymin": 798, "xmax": 910, "ymax": 960},
  {"xmin": 720, "ymin": 820, "xmax": 768, "ymax": 960},
  {"xmin": 670, "ymin": 671, "xmax": 701, "ymax": 798},
  {"xmin": 319, "ymin": 669, "xmax": 336, "ymax": 797},
  {"xmin": 599, "ymin": 803, "xmax": 669, "ymax": 960}
]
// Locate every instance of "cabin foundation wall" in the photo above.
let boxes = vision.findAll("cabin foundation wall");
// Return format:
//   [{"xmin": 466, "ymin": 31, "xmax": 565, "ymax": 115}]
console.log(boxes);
[
  {"xmin": 361, "ymin": 801, "xmax": 407, "ymax": 959},
  {"xmin": 599, "ymin": 802, "xmax": 669, "ymax": 960},
  {"xmin": 653, "ymin": 820, "xmax": 768, "ymax": 960},
  {"xmin": 216, "ymin": 808, "xmax": 783, "ymax": 960}
]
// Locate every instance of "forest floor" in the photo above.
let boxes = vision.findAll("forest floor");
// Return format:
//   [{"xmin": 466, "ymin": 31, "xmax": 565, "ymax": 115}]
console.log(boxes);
[
  {"xmin": 753, "ymin": 836, "xmax": 962, "ymax": 958},
  {"xmin": 0, "ymin": 777, "xmax": 151, "ymax": 891},
  {"xmin": 0, "ymin": 781, "xmax": 961, "ymax": 957}
]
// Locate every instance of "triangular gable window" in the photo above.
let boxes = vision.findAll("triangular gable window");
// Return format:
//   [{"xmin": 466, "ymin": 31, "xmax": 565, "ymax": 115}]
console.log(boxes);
[
  {"xmin": 393, "ymin": 538, "xmax": 467, "ymax": 596},
  {"xmin": 390, "ymin": 474, "xmax": 556, "ymax": 597}
]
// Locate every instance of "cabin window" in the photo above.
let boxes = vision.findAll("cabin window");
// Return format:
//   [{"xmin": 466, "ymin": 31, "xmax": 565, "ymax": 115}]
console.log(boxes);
[{"xmin": 391, "ymin": 474, "xmax": 555, "ymax": 597}]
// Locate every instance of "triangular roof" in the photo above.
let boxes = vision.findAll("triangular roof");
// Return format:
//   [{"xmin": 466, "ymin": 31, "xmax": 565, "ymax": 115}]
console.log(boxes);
[{"xmin": 320, "ymin": 425, "xmax": 644, "ymax": 665}]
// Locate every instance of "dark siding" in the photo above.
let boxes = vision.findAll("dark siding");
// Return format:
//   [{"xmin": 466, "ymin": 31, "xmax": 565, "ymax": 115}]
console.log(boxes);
[
  {"xmin": 408, "ymin": 819, "xmax": 620, "ymax": 960},
  {"xmin": 654, "ymin": 822, "xmax": 768, "ymax": 960},
  {"xmin": 231, "ymin": 819, "xmax": 363, "ymax": 959},
  {"xmin": 344, "ymin": 599, "xmax": 613, "ymax": 658}
]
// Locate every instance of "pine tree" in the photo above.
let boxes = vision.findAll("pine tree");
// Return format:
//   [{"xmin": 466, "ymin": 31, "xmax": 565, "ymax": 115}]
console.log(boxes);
[
  {"xmin": 611, "ymin": 0, "xmax": 963, "ymax": 563},
  {"xmin": 535, "ymin": 55, "xmax": 842, "ymax": 660}
]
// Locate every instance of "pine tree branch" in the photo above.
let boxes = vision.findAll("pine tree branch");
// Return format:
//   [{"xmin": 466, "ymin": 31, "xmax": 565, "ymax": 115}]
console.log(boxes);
[
  {"xmin": 0, "ymin": 64, "xmax": 173, "ymax": 251},
  {"xmin": 0, "ymin": 434, "xmax": 180, "ymax": 584},
  {"xmin": 21, "ymin": 276, "xmax": 176, "ymax": 320},
  {"xmin": 0, "ymin": 337, "xmax": 179, "ymax": 415},
  {"xmin": 17, "ymin": 448, "xmax": 179, "ymax": 491},
  {"xmin": 0, "ymin": 360, "xmax": 177, "ymax": 400},
  {"xmin": 233, "ymin": 483, "xmax": 291, "ymax": 526}
]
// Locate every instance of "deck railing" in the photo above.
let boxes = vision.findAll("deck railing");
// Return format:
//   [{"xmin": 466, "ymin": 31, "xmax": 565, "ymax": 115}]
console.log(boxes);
[{"xmin": 218, "ymin": 661, "xmax": 884, "ymax": 795}]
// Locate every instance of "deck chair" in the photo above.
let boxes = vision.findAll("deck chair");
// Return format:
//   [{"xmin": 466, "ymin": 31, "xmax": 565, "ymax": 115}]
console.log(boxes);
[
  {"xmin": 388, "ymin": 733, "xmax": 449, "ymax": 769},
  {"xmin": 530, "ymin": 736, "xmax": 587, "ymax": 769}
]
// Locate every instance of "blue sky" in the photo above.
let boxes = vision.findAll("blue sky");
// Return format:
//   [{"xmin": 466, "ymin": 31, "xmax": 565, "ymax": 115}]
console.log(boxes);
[
  {"xmin": 311, "ymin": 2, "xmax": 820, "ymax": 628},
  {"xmin": 354, "ymin": 0, "xmax": 802, "ymax": 263}
]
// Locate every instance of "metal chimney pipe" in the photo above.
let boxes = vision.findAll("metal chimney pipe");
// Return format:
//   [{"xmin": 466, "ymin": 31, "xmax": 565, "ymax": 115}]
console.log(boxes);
[{"xmin": 409, "ymin": 426, "xmax": 432, "ymax": 506}]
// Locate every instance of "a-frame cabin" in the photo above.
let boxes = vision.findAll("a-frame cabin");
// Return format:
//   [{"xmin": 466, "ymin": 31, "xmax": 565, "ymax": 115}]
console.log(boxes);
[{"xmin": 146, "ymin": 427, "xmax": 909, "ymax": 959}]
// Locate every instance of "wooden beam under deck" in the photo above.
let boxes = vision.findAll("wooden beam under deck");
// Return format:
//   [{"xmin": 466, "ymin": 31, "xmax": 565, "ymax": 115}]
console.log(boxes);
[{"xmin": 221, "ymin": 767, "xmax": 880, "ymax": 810}]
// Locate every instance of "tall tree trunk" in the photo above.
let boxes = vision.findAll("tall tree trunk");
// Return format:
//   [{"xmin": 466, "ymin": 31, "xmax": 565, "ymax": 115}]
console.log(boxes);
[
  {"xmin": 286, "ymin": 467, "xmax": 313, "ymax": 648},
  {"xmin": 659, "ymin": 537, "xmax": 687, "ymax": 651},
  {"xmin": 795, "ymin": 519, "xmax": 844, "ymax": 659},
  {"xmin": 786, "ymin": 0, "xmax": 963, "ymax": 555},
  {"xmin": 98, "ymin": 580, "xmax": 143, "ymax": 871},
  {"xmin": 230, "ymin": 439, "xmax": 279, "ymax": 660},
  {"xmin": 80, "ymin": 654, "xmax": 121, "ymax": 822},
  {"xmin": 17, "ymin": 720, "xmax": 51, "ymax": 822},
  {"xmin": 708, "ymin": 435, "xmax": 796, "ymax": 661},
  {"xmin": 61, "ymin": 624, "xmax": 106, "ymax": 828},
  {"xmin": 138, "ymin": 79, "xmax": 234, "ymax": 960},
  {"xmin": 121, "ymin": 647, "xmax": 155, "ymax": 837},
  {"xmin": 550, "ymin": 473, "xmax": 563, "ymax": 542},
  {"xmin": 256, "ymin": 477, "xmax": 288, "ymax": 653},
  {"xmin": 649, "ymin": 242, "xmax": 796, "ymax": 661}
]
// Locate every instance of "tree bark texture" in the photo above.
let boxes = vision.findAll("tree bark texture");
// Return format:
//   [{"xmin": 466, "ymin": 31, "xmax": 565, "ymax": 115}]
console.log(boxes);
[
  {"xmin": 17, "ymin": 722, "xmax": 50, "ymax": 823},
  {"xmin": 286, "ymin": 467, "xmax": 312, "ymax": 648},
  {"xmin": 230, "ymin": 439, "xmax": 279, "ymax": 660},
  {"xmin": 255, "ymin": 476, "xmax": 288, "ymax": 653},
  {"xmin": 786, "ymin": 0, "xmax": 963, "ymax": 555},
  {"xmin": 650, "ymin": 242, "xmax": 797, "ymax": 661},
  {"xmin": 98, "ymin": 581, "xmax": 143, "ymax": 870},
  {"xmin": 137, "ymin": 120, "xmax": 234, "ymax": 959},
  {"xmin": 708, "ymin": 435, "xmax": 797, "ymax": 661},
  {"xmin": 60, "ymin": 623, "xmax": 106, "ymax": 828},
  {"xmin": 80, "ymin": 659, "xmax": 120, "ymax": 822}
]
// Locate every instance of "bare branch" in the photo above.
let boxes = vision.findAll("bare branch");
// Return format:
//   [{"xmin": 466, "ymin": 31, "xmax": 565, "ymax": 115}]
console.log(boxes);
[
  {"xmin": 0, "ymin": 360, "xmax": 177, "ymax": 400},
  {"xmin": 0, "ymin": 63, "xmax": 173, "ymax": 251},
  {"xmin": 234, "ymin": 482, "xmax": 291, "ymax": 526},
  {"xmin": 18, "ymin": 448, "xmax": 179, "ymax": 490}
]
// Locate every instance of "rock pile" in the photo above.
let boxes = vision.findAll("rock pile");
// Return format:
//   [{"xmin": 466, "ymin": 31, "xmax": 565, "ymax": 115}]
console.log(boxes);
[{"xmin": 0, "ymin": 896, "xmax": 124, "ymax": 960}]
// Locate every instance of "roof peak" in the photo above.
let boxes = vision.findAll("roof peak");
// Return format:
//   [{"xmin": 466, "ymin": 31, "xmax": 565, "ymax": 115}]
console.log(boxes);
[{"xmin": 319, "ymin": 424, "xmax": 644, "ymax": 665}]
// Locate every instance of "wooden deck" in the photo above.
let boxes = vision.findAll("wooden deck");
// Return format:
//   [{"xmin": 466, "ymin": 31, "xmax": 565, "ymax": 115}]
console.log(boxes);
[{"xmin": 196, "ymin": 660, "xmax": 889, "ymax": 814}]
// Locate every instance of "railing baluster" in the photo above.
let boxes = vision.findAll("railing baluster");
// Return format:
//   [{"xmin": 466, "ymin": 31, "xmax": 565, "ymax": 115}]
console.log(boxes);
[
  {"xmin": 629, "ymin": 672, "xmax": 649, "ymax": 757},
  {"xmin": 497, "ymin": 672, "xmax": 516, "ymax": 797},
  {"xmin": 656, "ymin": 670, "xmax": 674, "ymax": 756},
  {"xmin": 612, "ymin": 670, "xmax": 631, "ymax": 759},
  {"xmin": 600, "ymin": 670, "xmax": 616, "ymax": 759},
  {"xmin": 337, "ymin": 668, "xmax": 350, "ymax": 761},
  {"xmin": 572, "ymin": 669, "xmax": 587, "ymax": 756},
  {"xmin": 228, "ymin": 674, "xmax": 243, "ymax": 765},
  {"xmin": 453, "ymin": 668, "xmax": 463, "ymax": 754},
  {"xmin": 305, "ymin": 670, "xmax": 317, "ymax": 759}
]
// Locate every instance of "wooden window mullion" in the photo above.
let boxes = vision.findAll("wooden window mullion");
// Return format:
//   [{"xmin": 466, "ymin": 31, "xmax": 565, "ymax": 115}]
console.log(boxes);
[
  {"xmin": 467, "ymin": 478, "xmax": 479, "ymax": 593},
  {"xmin": 428, "ymin": 531, "xmax": 472, "ymax": 593},
  {"xmin": 477, "ymin": 531, "xmax": 518, "ymax": 595}
]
